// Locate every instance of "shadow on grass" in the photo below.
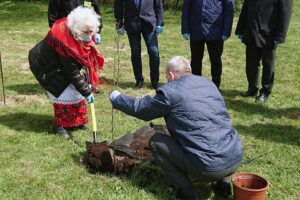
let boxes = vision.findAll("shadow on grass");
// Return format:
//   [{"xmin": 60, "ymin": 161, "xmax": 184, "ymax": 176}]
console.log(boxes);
[
  {"xmin": 71, "ymin": 151, "xmax": 230, "ymax": 200},
  {"xmin": 236, "ymin": 123, "xmax": 300, "ymax": 146},
  {"xmin": 0, "ymin": 112, "xmax": 53, "ymax": 133},
  {"xmin": 222, "ymin": 89, "xmax": 300, "ymax": 120},
  {"xmin": 7, "ymin": 83, "xmax": 45, "ymax": 95}
]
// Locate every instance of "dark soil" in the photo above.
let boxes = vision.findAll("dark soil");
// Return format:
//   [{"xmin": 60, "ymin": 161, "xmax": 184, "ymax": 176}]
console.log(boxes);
[
  {"xmin": 86, "ymin": 141, "xmax": 135, "ymax": 174},
  {"xmin": 130, "ymin": 132, "xmax": 155, "ymax": 159},
  {"xmin": 85, "ymin": 124, "xmax": 169, "ymax": 174},
  {"xmin": 86, "ymin": 141, "xmax": 114, "ymax": 172}
]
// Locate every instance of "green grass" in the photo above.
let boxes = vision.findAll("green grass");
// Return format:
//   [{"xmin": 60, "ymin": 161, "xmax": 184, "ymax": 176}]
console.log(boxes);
[{"xmin": 0, "ymin": 1, "xmax": 300, "ymax": 199}]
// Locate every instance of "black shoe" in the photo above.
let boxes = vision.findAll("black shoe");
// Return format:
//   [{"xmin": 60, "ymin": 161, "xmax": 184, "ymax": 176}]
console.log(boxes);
[
  {"xmin": 78, "ymin": 125, "xmax": 89, "ymax": 131},
  {"xmin": 152, "ymin": 83, "xmax": 160, "ymax": 89},
  {"xmin": 255, "ymin": 93, "xmax": 269, "ymax": 103},
  {"xmin": 92, "ymin": 87, "xmax": 103, "ymax": 94},
  {"xmin": 212, "ymin": 181, "xmax": 232, "ymax": 198},
  {"xmin": 134, "ymin": 81, "xmax": 144, "ymax": 89},
  {"xmin": 240, "ymin": 90, "xmax": 258, "ymax": 97},
  {"xmin": 53, "ymin": 126, "xmax": 70, "ymax": 140},
  {"xmin": 175, "ymin": 186, "xmax": 200, "ymax": 200}
]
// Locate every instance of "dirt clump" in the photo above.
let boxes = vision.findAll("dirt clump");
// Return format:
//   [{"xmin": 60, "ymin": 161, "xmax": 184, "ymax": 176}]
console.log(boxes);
[{"xmin": 86, "ymin": 141, "xmax": 114, "ymax": 172}]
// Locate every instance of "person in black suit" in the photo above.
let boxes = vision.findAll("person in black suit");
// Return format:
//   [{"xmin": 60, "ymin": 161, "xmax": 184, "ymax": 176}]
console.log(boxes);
[
  {"xmin": 236, "ymin": 0, "xmax": 292, "ymax": 102},
  {"xmin": 114, "ymin": 0, "xmax": 164, "ymax": 89}
]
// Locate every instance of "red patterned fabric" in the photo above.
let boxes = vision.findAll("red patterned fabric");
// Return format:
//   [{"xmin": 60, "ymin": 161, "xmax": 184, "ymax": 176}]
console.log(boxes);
[
  {"xmin": 46, "ymin": 18, "xmax": 106, "ymax": 88},
  {"xmin": 53, "ymin": 100, "xmax": 88, "ymax": 128}
]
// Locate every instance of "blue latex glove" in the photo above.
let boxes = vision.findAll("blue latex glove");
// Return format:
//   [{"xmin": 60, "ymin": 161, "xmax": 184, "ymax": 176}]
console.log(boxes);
[
  {"xmin": 95, "ymin": 33, "xmax": 101, "ymax": 44},
  {"xmin": 156, "ymin": 26, "xmax": 164, "ymax": 35},
  {"xmin": 117, "ymin": 28, "xmax": 126, "ymax": 36},
  {"xmin": 109, "ymin": 90, "xmax": 121, "ymax": 102},
  {"xmin": 274, "ymin": 40, "xmax": 283, "ymax": 46},
  {"xmin": 182, "ymin": 33, "xmax": 190, "ymax": 40},
  {"xmin": 221, "ymin": 35, "xmax": 229, "ymax": 41},
  {"xmin": 85, "ymin": 93, "xmax": 94, "ymax": 104},
  {"xmin": 237, "ymin": 34, "xmax": 243, "ymax": 40}
]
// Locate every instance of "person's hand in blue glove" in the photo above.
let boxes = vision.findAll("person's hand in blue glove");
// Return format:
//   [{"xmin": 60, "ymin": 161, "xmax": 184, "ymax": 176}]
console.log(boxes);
[
  {"xmin": 274, "ymin": 40, "xmax": 283, "ymax": 47},
  {"xmin": 156, "ymin": 26, "xmax": 164, "ymax": 35},
  {"xmin": 221, "ymin": 35, "xmax": 229, "ymax": 41},
  {"xmin": 85, "ymin": 93, "xmax": 94, "ymax": 104},
  {"xmin": 109, "ymin": 90, "xmax": 121, "ymax": 102},
  {"xmin": 182, "ymin": 33, "xmax": 190, "ymax": 40},
  {"xmin": 95, "ymin": 33, "xmax": 101, "ymax": 44},
  {"xmin": 117, "ymin": 28, "xmax": 126, "ymax": 36},
  {"xmin": 237, "ymin": 34, "xmax": 243, "ymax": 40}
]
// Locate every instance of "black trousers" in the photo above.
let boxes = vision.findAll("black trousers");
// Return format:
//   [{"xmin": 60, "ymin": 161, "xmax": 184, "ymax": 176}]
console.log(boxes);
[
  {"xmin": 246, "ymin": 45, "xmax": 276, "ymax": 95},
  {"xmin": 149, "ymin": 133, "xmax": 240, "ymax": 190},
  {"xmin": 190, "ymin": 39, "xmax": 224, "ymax": 88}
]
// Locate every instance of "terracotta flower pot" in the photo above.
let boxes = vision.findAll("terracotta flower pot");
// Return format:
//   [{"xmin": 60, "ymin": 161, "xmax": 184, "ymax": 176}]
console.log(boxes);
[{"xmin": 232, "ymin": 173, "xmax": 269, "ymax": 200}]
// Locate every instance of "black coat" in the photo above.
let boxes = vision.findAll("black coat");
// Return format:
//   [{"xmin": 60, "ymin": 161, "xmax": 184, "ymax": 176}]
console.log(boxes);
[
  {"xmin": 114, "ymin": 0, "xmax": 164, "ymax": 33},
  {"xmin": 28, "ymin": 38, "xmax": 91, "ymax": 98},
  {"xmin": 235, "ymin": 0, "xmax": 292, "ymax": 49},
  {"xmin": 48, "ymin": 0, "xmax": 102, "ymax": 31}
]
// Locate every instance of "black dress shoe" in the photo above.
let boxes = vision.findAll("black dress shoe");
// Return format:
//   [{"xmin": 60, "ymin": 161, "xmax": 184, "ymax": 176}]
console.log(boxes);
[
  {"xmin": 255, "ymin": 93, "xmax": 269, "ymax": 103},
  {"xmin": 92, "ymin": 87, "xmax": 103, "ymax": 94},
  {"xmin": 240, "ymin": 90, "xmax": 258, "ymax": 97},
  {"xmin": 175, "ymin": 186, "xmax": 200, "ymax": 200},
  {"xmin": 78, "ymin": 125, "xmax": 89, "ymax": 131},
  {"xmin": 152, "ymin": 83, "xmax": 160, "ymax": 89},
  {"xmin": 53, "ymin": 126, "xmax": 70, "ymax": 140},
  {"xmin": 212, "ymin": 181, "xmax": 232, "ymax": 198},
  {"xmin": 134, "ymin": 81, "xmax": 144, "ymax": 89}
]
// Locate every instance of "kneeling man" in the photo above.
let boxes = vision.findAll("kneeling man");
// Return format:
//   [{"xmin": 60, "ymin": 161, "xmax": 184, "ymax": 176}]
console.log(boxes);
[{"xmin": 109, "ymin": 56, "xmax": 243, "ymax": 200}]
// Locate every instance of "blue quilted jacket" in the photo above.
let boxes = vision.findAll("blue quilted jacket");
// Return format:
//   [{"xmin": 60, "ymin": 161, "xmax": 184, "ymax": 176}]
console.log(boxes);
[
  {"xmin": 182, "ymin": 0, "xmax": 234, "ymax": 41},
  {"xmin": 112, "ymin": 74, "xmax": 243, "ymax": 171}
]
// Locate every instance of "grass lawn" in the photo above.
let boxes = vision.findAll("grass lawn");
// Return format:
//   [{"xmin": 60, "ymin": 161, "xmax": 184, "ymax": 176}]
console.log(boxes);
[{"xmin": 0, "ymin": 1, "xmax": 299, "ymax": 199}]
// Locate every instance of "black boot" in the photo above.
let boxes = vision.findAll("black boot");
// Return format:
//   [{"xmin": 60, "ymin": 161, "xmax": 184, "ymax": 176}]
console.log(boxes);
[
  {"xmin": 53, "ymin": 126, "xmax": 70, "ymax": 140},
  {"xmin": 176, "ymin": 186, "xmax": 200, "ymax": 200},
  {"xmin": 212, "ymin": 180, "xmax": 232, "ymax": 198}
]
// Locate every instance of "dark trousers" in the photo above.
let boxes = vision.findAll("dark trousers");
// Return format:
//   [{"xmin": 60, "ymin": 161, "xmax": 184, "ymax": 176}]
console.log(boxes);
[
  {"xmin": 190, "ymin": 39, "xmax": 224, "ymax": 88},
  {"xmin": 149, "ymin": 133, "xmax": 240, "ymax": 190},
  {"xmin": 246, "ymin": 45, "xmax": 276, "ymax": 95},
  {"xmin": 127, "ymin": 29, "xmax": 160, "ymax": 85}
]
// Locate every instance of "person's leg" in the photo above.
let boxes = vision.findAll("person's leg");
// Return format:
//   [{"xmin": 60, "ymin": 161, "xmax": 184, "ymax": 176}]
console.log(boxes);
[
  {"xmin": 243, "ymin": 45, "xmax": 261, "ymax": 95},
  {"xmin": 142, "ymin": 30, "xmax": 160, "ymax": 87},
  {"xmin": 206, "ymin": 40, "xmax": 224, "ymax": 89},
  {"xmin": 190, "ymin": 39, "xmax": 205, "ymax": 76},
  {"xmin": 127, "ymin": 33, "xmax": 144, "ymax": 84},
  {"xmin": 260, "ymin": 48, "xmax": 276, "ymax": 95},
  {"xmin": 149, "ymin": 133, "xmax": 199, "ymax": 199}
]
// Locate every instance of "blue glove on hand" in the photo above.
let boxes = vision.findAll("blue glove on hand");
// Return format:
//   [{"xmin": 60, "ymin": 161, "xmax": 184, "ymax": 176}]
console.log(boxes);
[
  {"xmin": 85, "ymin": 93, "xmax": 94, "ymax": 104},
  {"xmin": 156, "ymin": 26, "xmax": 164, "ymax": 35},
  {"xmin": 237, "ymin": 34, "xmax": 243, "ymax": 40},
  {"xmin": 95, "ymin": 33, "xmax": 101, "ymax": 44},
  {"xmin": 221, "ymin": 35, "xmax": 229, "ymax": 41},
  {"xmin": 274, "ymin": 40, "xmax": 283, "ymax": 46},
  {"xmin": 182, "ymin": 33, "xmax": 190, "ymax": 40},
  {"xmin": 109, "ymin": 90, "xmax": 121, "ymax": 102},
  {"xmin": 117, "ymin": 28, "xmax": 126, "ymax": 36}
]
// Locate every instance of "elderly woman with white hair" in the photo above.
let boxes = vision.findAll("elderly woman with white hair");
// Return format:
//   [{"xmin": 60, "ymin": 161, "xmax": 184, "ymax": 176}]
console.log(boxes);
[
  {"xmin": 28, "ymin": 6, "xmax": 104, "ymax": 140},
  {"xmin": 109, "ymin": 56, "xmax": 242, "ymax": 199}
]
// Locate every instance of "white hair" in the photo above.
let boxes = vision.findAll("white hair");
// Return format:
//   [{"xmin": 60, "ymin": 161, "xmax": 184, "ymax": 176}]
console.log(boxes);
[
  {"xmin": 67, "ymin": 6, "xmax": 101, "ymax": 40},
  {"xmin": 166, "ymin": 56, "xmax": 191, "ymax": 74}
]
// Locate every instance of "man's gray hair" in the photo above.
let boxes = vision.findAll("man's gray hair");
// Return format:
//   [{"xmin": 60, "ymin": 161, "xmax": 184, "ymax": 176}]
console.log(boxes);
[
  {"xmin": 166, "ymin": 56, "xmax": 191, "ymax": 73},
  {"xmin": 67, "ymin": 6, "xmax": 101, "ymax": 40}
]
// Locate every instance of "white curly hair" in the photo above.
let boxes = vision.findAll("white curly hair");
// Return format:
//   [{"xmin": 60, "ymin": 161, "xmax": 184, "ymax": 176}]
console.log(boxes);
[{"xmin": 67, "ymin": 6, "xmax": 101, "ymax": 40}]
